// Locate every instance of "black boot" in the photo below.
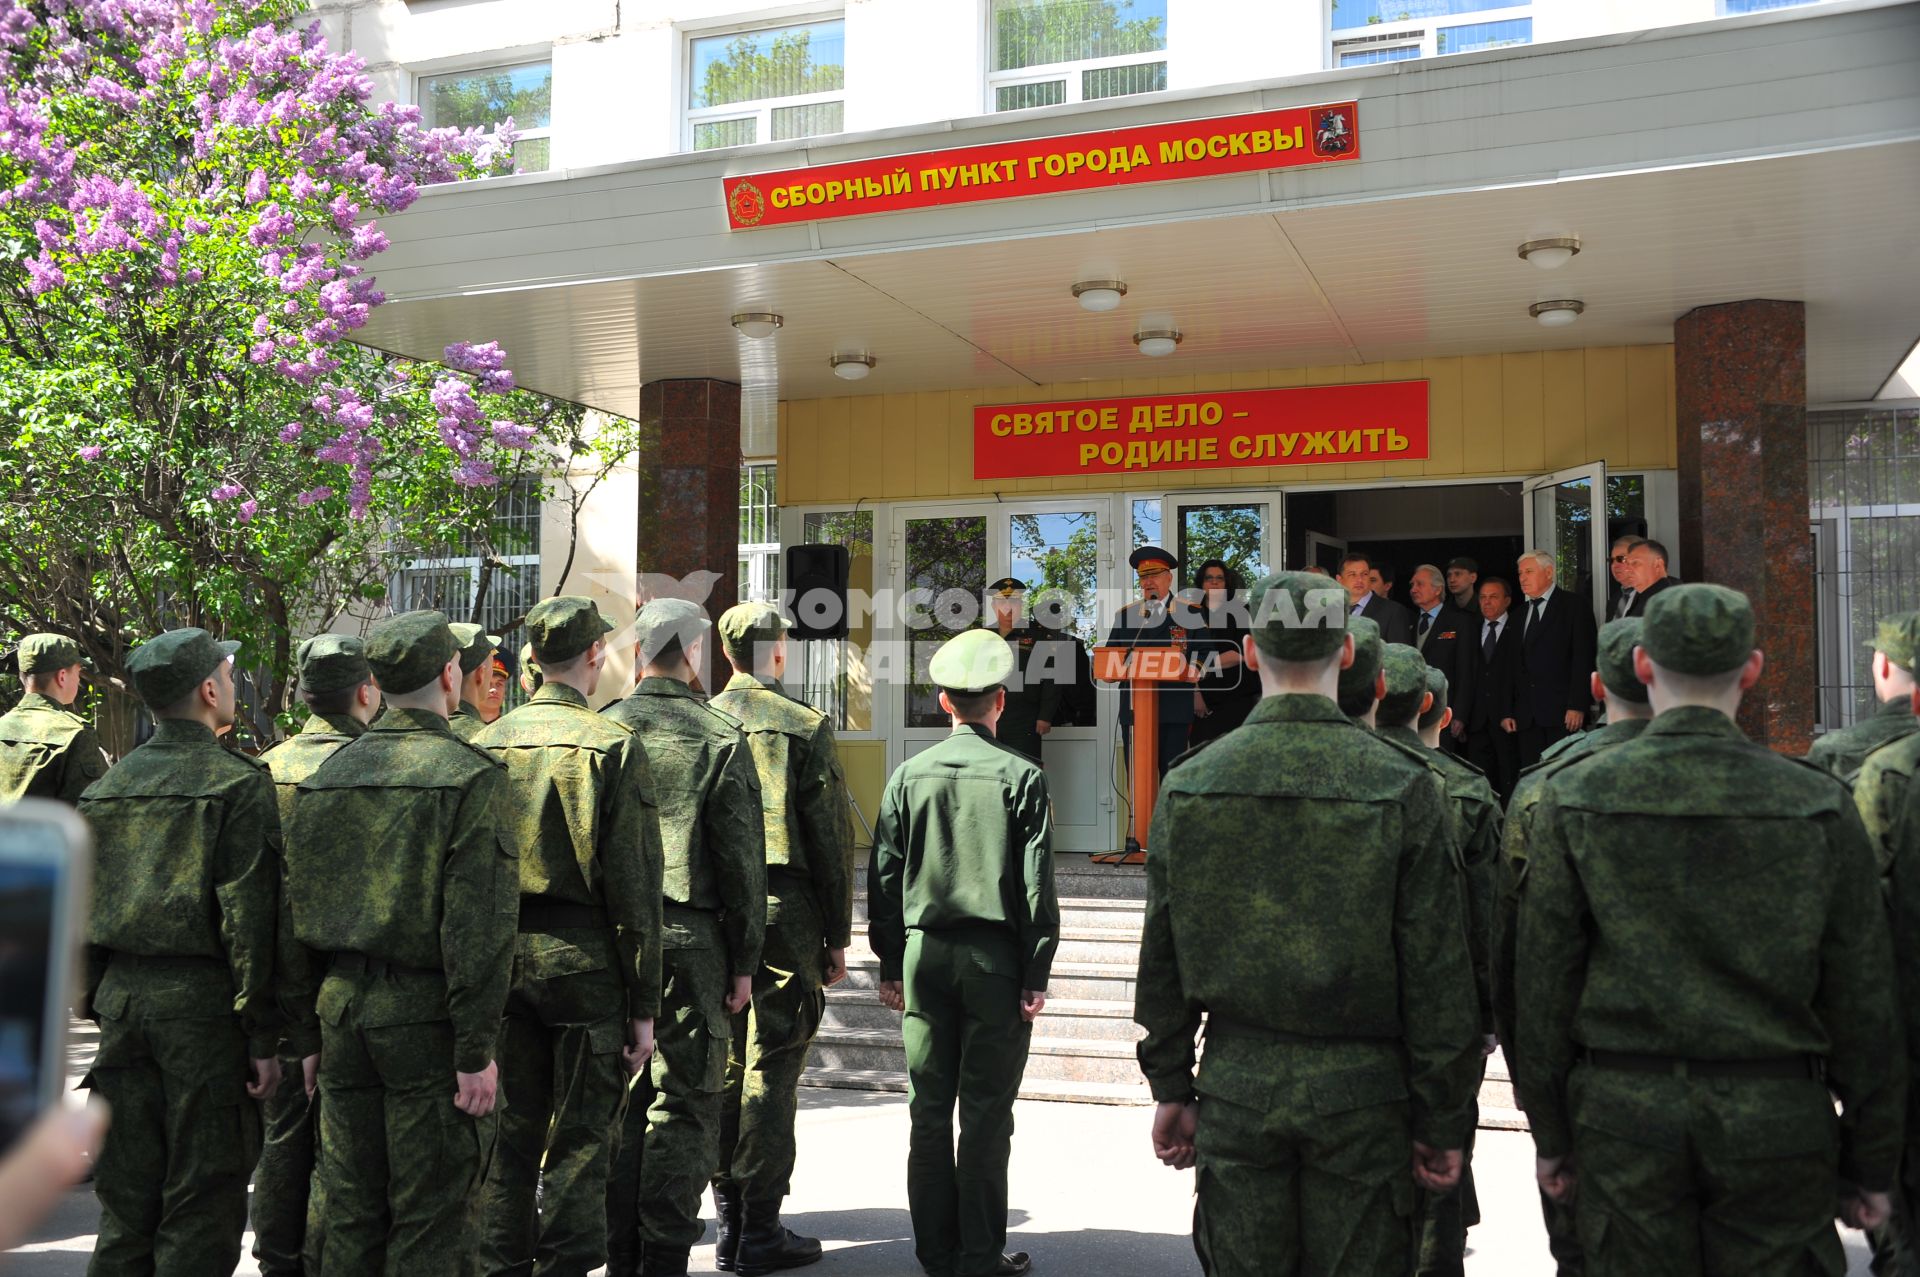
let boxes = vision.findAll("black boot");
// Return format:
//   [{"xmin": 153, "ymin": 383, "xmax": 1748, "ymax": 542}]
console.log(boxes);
[
  {"xmin": 713, "ymin": 1186, "xmax": 744, "ymax": 1272},
  {"xmin": 734, "ymin": 1200, "xmax": 823, "ymax": 1275},
  {"xmin": 640, "ymin": 1244, "xmax": 690, "ymax": 1277}
]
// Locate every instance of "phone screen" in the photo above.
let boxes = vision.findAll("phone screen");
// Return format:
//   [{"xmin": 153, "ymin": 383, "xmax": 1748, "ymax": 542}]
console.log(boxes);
[{"xmin": 0, "ymin": 820, "xmax": 65, "ymax": 1154}]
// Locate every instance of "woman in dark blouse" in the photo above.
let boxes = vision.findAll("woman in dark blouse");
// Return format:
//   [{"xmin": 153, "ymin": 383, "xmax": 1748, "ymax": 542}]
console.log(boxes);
[{"xmin": 1187, "ymin": 558, "xmax": 1258, "ymax": 745}]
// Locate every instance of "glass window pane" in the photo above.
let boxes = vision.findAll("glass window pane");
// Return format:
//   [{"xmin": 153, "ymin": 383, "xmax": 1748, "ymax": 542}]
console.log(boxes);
[
  {"xmin": 1338, "ymin": 45, "xmax": 1422, "ymax": 65},
  {"xmin": 690, "ymin": 20, "xmax": 846, "ymax": 109},
  {"xmin": 1719, "ymin": 0, "xmax": 1815, "ymax": 11},
  {"xmin": 1082, "ymin": 60, "xmax": 1166, "ymax": 100},
  {"xmin": 1177, "ymin": 503, "xmax": 1269, "ymax": 585},
  {"xmin": 1437, "ymin": 17, "xmax": 1532, "ymax": 53},
  {"xmin": 991, "ymin": 0, "xmax": 1169, "ymax": 72},
  {"xmin": 1131, "ymin": 498, "xmax": 1162, "ymax": 551},
  {"xmin": 995, "ymin": 79, "xmax": 1067, "ymax": 112},
  {"xmin": 693, "ymin": 118, "xmax": 757, "ymax": 150},
  {"xmin": 1010, "ymin": 511, "xmax": 1101, "ymax": 645},
  {"xmin": 1606, "ymin": 474, "xmax": 1646, "ymax": 522},
  {"xmin": 1332, "ymin": 0, "xmax": 1515, "ymax": 31},
  {"xmin": 905, "ymin": 516, "xmax": 988, "ymax": 728},
  {"xmin": 798, "ymin": 510, "xmax": 875, "ymax": 732},
  {"xmin": 771, "ymin": 100, "xmax": 845, "ymax": 141},
  {"xmin": 511, "ymin": 136, "xmax": 551, "ymax": 173},
  {"xmin": 1551, "ymin": 478, "xmax": 1593, "ymax": 600},
  {"xmin": 420, "ymin": 62, "xmax": 553, "ymax": 131}
]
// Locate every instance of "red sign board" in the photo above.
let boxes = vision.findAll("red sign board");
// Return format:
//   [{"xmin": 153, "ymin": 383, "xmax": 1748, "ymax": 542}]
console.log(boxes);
[
  {"xmin": 973, "ymin": 382, "xmax": 1429, "ymax": 481},
  {"xmin": 723, "ymin": 102, "xmax": 1359, "ymax": 230}
]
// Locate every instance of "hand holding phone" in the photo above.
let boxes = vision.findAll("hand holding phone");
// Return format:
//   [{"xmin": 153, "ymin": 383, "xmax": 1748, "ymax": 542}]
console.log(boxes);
[{"xmin": 0, "ymin": 801, "xmax": 91, "ymax": 1159}]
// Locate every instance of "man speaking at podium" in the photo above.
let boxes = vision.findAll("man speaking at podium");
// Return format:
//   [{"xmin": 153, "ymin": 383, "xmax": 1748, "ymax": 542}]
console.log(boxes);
[{"xmin": 1099, "ymin": 547, "xmax": 1203, "ymax": 860}]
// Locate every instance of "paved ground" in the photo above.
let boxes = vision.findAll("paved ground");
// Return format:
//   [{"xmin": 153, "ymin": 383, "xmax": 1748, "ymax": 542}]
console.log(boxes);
[{"xmin": 6, "ymin": 1086, "xmax": 1877, "ymax": 1274}]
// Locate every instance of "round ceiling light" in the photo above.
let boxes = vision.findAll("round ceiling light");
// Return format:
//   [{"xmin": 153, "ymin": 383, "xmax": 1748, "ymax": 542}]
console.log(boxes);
[
  {"xmin": 731, "ymin": 312, "xmax": 783, "ymax": 339},
  {"xmin": 1518, "ymin": 238, "xmax": 1582, "ymax": 270},
  {"xmin": 830, "ymin": 352, "xmax": 876, "ymax": 381},
  {"xmin": 1071, "ymin": 280, "xmax": 1129, "ymax": 312},
  {"xmin": 1132, "ymin": 328, "xmax": 1183, "ymax": 357},
  {"xmin": 1529, "ymin": 299, "xmax": 1585, "ymax": 328}
]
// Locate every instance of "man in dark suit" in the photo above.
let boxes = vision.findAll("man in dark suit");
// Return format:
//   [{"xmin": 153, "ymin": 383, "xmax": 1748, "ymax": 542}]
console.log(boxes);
[
  {"xmin": 1622, "ymin": 540, "xmax": 1678, "ymax": 618},
  {"xmin": 1339, "ymin": 551, "xmax": 1415, "ymax": 645},
  {"xmin": 1466, "ymin": 576, "xmax": 1523, "ymax": 799},
  {"xmin": 1513, "ymin": 550, "xmax": 1598, "ymax": 769},
  {"xmin": 1607, "ymin": 535, "xmax": 1647, "ymax": 620},
  {"xmin": 1408, "ymin": 563, "xmax": 1476, "ymax": 752}
]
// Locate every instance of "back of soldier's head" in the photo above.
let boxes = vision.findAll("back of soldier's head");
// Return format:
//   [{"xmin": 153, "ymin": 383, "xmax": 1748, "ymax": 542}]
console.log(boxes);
[
  {"xmin": 1246, "ymin": 571, "xmax": 1351, "ymax": 679},
  {"xmin": 1639, "ymin": 584, "xmax": 1757, "ymax": 704},
  {"xmin": 1595, "ymin": 619, "xmax": 1652, "ymax": 714},
  {"xmin": 1336, "ymin": 616, "xmax": 1384, "ymax": 718},
  {"xmin": 1376, "ymin": 644, "xmax": 1430, "ymax": 729},
  {"xmin": 1417, "ymin": 667, "xmax": 1449, "ymax": 733}
]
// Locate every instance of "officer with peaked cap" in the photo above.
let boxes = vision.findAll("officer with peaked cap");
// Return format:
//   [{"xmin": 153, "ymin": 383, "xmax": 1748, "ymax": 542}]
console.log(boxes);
[
  {"xmin": 869, "ymin": 627, "xmax": 1059, "ymax": 1277},
  {"xmin": 78, "ymin": 628, "xmax": 287, "ymax": 1275},
  {"xmin": 981, "ymin": 577, "xmax": 1070, "ymax": 765},
  {"xmin": 447, "ymin": 622, "xmax": 501, "ymax": 740},
  {"xmin": 0, "ymin": 632, "xmax": 109, "ymax": 802},
  {"xmin": 1517, "ymin": 585, "xmax": 1902, "ymax": 1276}
]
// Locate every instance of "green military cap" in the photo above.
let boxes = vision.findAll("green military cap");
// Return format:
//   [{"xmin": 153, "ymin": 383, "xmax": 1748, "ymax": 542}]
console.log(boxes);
[
  {"xmin": 1418, "ymin": 666, "xmax": 1450, "ymax": 731},
  {"xmin": 526, "ymin": 596, "xmax": 614, "ymax": 665},
  {"xmin": 16, "ymin": 633, "xmax": 89, "ymax": 676},
  {"xmin": 365, "ymin": 610, "xmax": 458, "ymax": 694},
  {"xmin": 988, "ymin": 577, "xmax": 1027, "ymax": 597},
  {"xmin": 1337, "ymin": 615, "xmax": 1385, "ymax": 700},
  {"xmin": 295, "ymin": 633, "xmax": 371, "ymax": 695},
  {"xmin": 1866, "ymin": 610, "xmax": 1920, "ymax": 671},
  {"xmin": 1246, "ymin": 571, "xmax": 1350, "ymax": 661},
  {"xmin": 127, "ymin": 627, "xmax": 240, "ymax": 708},
  {"xmin": 928, "ymin": 627, "xmax": 1014, "ymax": 694},
  {"xmin": 633, "ymin": 597, "xmax": 711, "ymax": 665},
  {"xmin": 716, "ymin": 601, "xmax": 790, "ymax": 665},
  {"xmin": 446, "ymin": 622, "xmax": 501, "ymax": 675},
  {"xmin": 1640, "ymin": 584, "xmax": 1755, "ymax": 677},
  {"xmin": 1376, "ymin": 643, "xmax": 1431, "ymax": 726},
  {"xmin": 1595, "ymin": 618, "xmax": 1650, "ymax": 703}
]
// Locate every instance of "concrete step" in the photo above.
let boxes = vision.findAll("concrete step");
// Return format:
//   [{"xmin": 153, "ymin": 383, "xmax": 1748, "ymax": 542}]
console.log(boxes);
[
  {"xmin": 812, "ymin": 1026, "xmax": 1147, "ymax": 1087},
  {"xmin": 822, "ymin": 988, "xmax": 1145, "ymax": 1041},
  {"xmin": 800, "ymin": 1066, "xmax": 1154, "ymax": 1107},
  {"xmin": 850, "ymin": 894, "xmax": 1147, "ymax": 933}
]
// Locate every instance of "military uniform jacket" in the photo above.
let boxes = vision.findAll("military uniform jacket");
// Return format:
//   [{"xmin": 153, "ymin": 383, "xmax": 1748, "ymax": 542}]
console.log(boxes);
[
  {"xmin": 78, "ymin": 719, "xmax": 283, "ymax": 1058},
  {"xmin": 1133, "ymin": 695, "xmax": 1479, "ymax": 1148},
  {"xmin": 0, "ymin": 692, "xmax": 109, "ymax": 803},
  {"xmin": 1514, "ymin": 707, "xmax": 1904, "ymax": 1189},
  {"xmin": 474, "ymin": 682, "xmax": 665, "ymax": 1018},
  {"xmin": 1102, "ymin": 600, "xmax": 1198, "ymax": 727},
  {"xmin": 868, "ymin": 723, "xmax": 1059, "ymax": 991},
  {"xmin": 1806, "ymin": 695, "xmax": 1919, "ymax": 784},
  {"xmin": 708, "ymin": 672, "xmax": 855, "ymax": 949},
  {"xmin": 604, "ymin": 677, "xmax": 766, "ymax": 977},
  {"xmin": 984, "ymin": 624, "xmax": 1069, "ymax": 752},
  {"xmin": 1855, "ymin": 729, "xmax": 1920, "ymax": 875},
  {"xmin": 1888, "ymin": 758, "xmax": 1920, "ymax": 1182},
  {"xmin": 285, "ymin": 708, "xmax": 517, "ymax": 1073},
  {"xmin": 450, "ymin": 699, "xmax": 486, "ymax": 742}
]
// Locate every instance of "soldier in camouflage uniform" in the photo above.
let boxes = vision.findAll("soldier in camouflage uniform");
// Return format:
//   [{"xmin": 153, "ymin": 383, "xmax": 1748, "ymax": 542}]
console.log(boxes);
[
  {"xmin": 251, "ymin": 635, "xmax": 382, "ymax": 1277},
  {"xmin": 448, "ymin": 623, "xmax": 501, "ymax": 741},
  {"xmin": 1889, "ymin": 754, "xmax": 1920, "ymax": 1276},
  {"xmin": 473, "ymin": 596, "xmax": 665, "ymax": 1277},
  {"xmin": 0, "ymin": 633, "xmax": 109, "ymax": 803},
  {"xmin": 1135, "ymin": 573, "xmax": 1478, "ymax": 1277},
  {"xmin": 1516, "ymin": 585, "xmax": 1904, "ymax": 1277},
  {"xmin": 284, "ymin": 611, "xmax": 519, "ymax": 1277},
  {"xmin": 603, "ymin": 598, "xmax": 766, "ymax": 1277},
  {"xmin": 77, "ymin": 628, "xmax": 286, "ymax": 1277},
  {"xmin": 1334, "ymin": 615, "xmax": 1385, "ymax": 726},
  {"xmin": 1374, "ymin": 645, "xmax": 1501, "ymax": 1277},
  {"xmin": 708, "ymin": 602, "xmax": 855, "ymax": 1275},
  {"xmin": 1493, "ymin": 618, "xmax": 1653, "ymax": 1277},
  {"xmin": 1806, "ymin": 611, "xmax": 1920, "ymax": 782}
]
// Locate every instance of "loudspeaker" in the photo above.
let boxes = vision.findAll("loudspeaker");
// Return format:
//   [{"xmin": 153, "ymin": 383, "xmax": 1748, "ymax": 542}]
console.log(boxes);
[{"xmin": 786, "ymin": 543, "xmax": 850, "ymax": 640}]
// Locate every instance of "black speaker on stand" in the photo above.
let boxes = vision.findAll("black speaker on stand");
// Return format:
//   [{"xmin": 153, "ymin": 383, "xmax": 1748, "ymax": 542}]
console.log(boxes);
[{"xmin": 785, "ymin": 543, "xmax": 850, "ymax": 640}]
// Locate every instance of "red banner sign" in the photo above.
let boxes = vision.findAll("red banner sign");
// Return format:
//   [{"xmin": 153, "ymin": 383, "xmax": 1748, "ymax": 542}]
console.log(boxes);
[
  {"xmin": 723, "ymin": 102, "xmax": 1359, "ymax": 230},
  {"xmin": 973, "ymin": 382, "xmax": 1429, "ymax": 480}
]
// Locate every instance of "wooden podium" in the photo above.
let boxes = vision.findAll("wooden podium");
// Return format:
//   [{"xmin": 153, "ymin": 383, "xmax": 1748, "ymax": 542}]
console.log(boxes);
[{"xmin": 1091, "ymin": 644, "xmax": 1193, "ymax": 861}]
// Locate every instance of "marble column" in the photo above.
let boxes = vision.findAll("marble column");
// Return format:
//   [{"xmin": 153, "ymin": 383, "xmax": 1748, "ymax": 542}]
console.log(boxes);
[
  {"xmin": 634, "ymin": 378, "xmax": 741, "ymax": 694},
  {"xmin": 1674, "ymin": 300, "xmax": 1810, "ymax": 752}
]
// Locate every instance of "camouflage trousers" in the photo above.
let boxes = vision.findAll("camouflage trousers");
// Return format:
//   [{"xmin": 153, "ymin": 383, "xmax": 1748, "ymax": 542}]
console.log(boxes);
[
  {"xmin": 85, "ymin": 961, "xmax": 261, "ymax": 1277},
  {"xmin": 716, "ymin": 889, "xmax": 828, "ymax": 1204},
  {"xmin": 1568, "ymin": 1064, "xmax": 1848, "ymax": 1276},
  {"xmin": 901, "ymin": 927, "xmax": 1033, "ymax": 1277},
  {"xmin": 477, "ymin": 931, "xmax": 630, "ymax": 1277},
  {"xmin": 606, "ymin": 910, "xmax": 731, "ymax": 1255},
  {"xmin": 308, "ymin": 970, "xmax": 497, "ymax": 1277},
  {"xmin": 1190, "ymin": 1035, "xmax": 1417, "ymax": 1277},
  {"xmin": 250, "ymin": 1057, "xmax": 317, "ymax": 1277}
]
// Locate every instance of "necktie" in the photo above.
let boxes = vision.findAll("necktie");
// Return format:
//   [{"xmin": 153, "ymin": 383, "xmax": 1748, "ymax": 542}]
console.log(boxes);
[
  {"xmin": 1483, "ymin": 621, "xmax": 1497, "ymax": 664},
  {"xmin": 1417, "ymin": 611, "xmax": 1432, "ymax": 645},
  {"xmin": 1527, "ymin": 597, "xmax": 1543, "ymax": 638},
  {"xmin": 1618, "ymin": 589, "xmax": 1635, "ymax": 618}
]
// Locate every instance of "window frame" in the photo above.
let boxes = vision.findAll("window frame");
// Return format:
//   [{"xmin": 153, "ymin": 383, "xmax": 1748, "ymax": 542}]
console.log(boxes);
[
  {"xmin": 1327, "ymin": 2, "xmax": 1531, "ymax": 69},
  {"xmin": 984, "ymin": 0, "xmax": 1169, "ymax": 114},
  {"xmin": 739, "ymin": 462, "xmax": 781, "ymax": 605},
  {"xmin": 682, "ymin": 13, "xmax": 847, "ymax": 153},
  {"xmin": 413, "ymin": 55, "xmax": 555, "ymax": 173}
]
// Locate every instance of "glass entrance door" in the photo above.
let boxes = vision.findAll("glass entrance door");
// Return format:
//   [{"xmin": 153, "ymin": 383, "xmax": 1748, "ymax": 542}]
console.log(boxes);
[
  {"xmin": 1523, "ymin": 463, "xmax": 1609, "ymax": 621},
  {"xmin": 1168, "ymin": 493, "xmax": 1280, "ymax": 586}
]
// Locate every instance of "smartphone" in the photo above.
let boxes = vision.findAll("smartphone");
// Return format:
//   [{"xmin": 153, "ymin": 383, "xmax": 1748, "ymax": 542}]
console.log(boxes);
[{"xmin": 0, "ymin": 800, "xmax": 91, "ymax": 1157}]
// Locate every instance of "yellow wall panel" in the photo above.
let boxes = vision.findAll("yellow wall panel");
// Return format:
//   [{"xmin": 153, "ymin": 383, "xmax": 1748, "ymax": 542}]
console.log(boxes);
[
  {"xmin": 1422, "ymin": 358, "xmax": 1465, "ymax": 477},
  {"xmin": 1582, "ymin": 346, "xmax": 1629, "ymax": 469},
  {"xmin": 1541, "ymin": 349, "xmax": 1587, "ymax": 471},
  {"xmin": 1625, "ymin": 346, "xmax": 1671, "ymax": 470},
  {"xmin": 1501, "ymin": 353, "xmax": 1546, "ymax": 474},
  {"xmin": 914, "ymin": 392, "xmax": 951, "ymax": 496},
  {"xmin": 848, "ymin": 395, "xmax": 885, "ymax": 500},
  {"xmin": 813, "ymin": 398, "xmax": 852, "ymax": 503},
  {"xmin": 832, "ymin": 739, "xmax": 887, "ymax": 853},
  {"xmin": 881, "ymin": 393, "xmax": 917, "ymax": 497},
  {"xmin": 1460, "ymin": 354, "xmax": 1505, "ymax": 475},
  {"xmin": 785, "ymin": 399, "xmax": 819, "ymax": 507}
]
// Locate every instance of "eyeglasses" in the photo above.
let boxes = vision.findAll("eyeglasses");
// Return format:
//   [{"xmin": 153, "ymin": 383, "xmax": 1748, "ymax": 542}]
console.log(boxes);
[{"xmin": 1610, "ymin": 555, "xmax": 1630, "ymax": 564}]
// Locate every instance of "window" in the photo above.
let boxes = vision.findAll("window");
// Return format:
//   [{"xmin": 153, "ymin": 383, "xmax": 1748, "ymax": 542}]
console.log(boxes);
[
  {"xmin": 688, "ymin": 19, "xmax": 845, "ymax": 150},
  {"xmin": 418, "ymin": 61, "xmax": 553, "ymax": 173},
  {"xmin": 796, "ymin": 510, "xmax": 874, "ymax": 732},
  {"xmin": 1436, "ymin": 17, "xmax": 1531, "ymax": 52},
  {"xmin": 989, "ymin": 0, "xmax": 1168, "ymax": 113},
  {"xmin": 1329, "ymin": 1, "xmax": 1530, "ymax": 67},
  {"xmin": 1338, "ymin": 44, "xmax": 1422, "ymax": 65},
  {"xmin": 739, "ymin": 463, "xmax": 780, "ymax": 605},
  {"xmin": 1332, "ymin": 0, "xmax": 1514, "ymax": 30},
  {"xmin": 1719, "ymin": 0, "xmax": 1820, "ymax": 11}
]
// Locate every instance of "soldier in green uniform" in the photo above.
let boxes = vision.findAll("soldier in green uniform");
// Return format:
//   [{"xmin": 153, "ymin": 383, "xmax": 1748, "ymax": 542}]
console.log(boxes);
[
  {"xmin": 1889, "ymin": 751, "xmax": 1920, "ymax": 1277},
  {"xmin": 77, "ymin": 628, "xmax": 286, "ymax": 1277},
  {"xmin": 603, "ymin": 598, "xmax": 766, "ymax": 1277},
  {"xmin": 284, "ymin": 610, "xmax": 519, "ymax": 1277},
  {"xmin": 1374, "ymin": 645, "xmax": 1501, "ymax": 1277},
  {"xmin": 473, "ymin": 596, "xmax": 664, "ymax": 1277},
  {"xmin": 1493, "ymin": 618, "xmax": 1653, "ymax": 1277},
  {"xmin": 252, "ymin": 635, "xmax": 382, "ymax": 1277},
  {"xmin": 1135, "ymin": 572, "xmax": 1478, "ymax": 1277},
  {"xmin": 1335, "ymin": 614, "xmax": 1385, "ymax": 726},
  {"xmin": 707, "ymin": 601, "xmax": 855, "ymax": 1275},
  {"xmin": 1515, "ymin": 585, "xmax": 1904, "ymax": 1276},
  {"xmin": 980, "ymin": 578, "xmax": 1067, "ymax": 766},
  {"xmin": 448, "ymin": 622, "xmax": 501, "ymax": 741},
  {"xmin": 1806, "ymin": 611, "xmax": 1920, "ymax": 782},
  {"xmin": 0, "ymin": 633, "xmax": 109, "ymax": 802},
  {"xmin": 869, "ymin": 626, "xmax": 1059, "ymax": 1277}
]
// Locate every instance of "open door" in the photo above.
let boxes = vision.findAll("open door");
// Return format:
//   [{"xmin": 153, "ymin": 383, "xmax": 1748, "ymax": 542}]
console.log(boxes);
[{"xmin": 1523, "ymin": 463, "xmax": 1609, "ymax": 621}]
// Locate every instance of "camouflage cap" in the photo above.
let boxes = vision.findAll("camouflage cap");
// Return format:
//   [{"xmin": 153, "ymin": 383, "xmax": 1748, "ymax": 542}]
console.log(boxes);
[
  {"xmin": 1867, "ymin": 610, "xmax": 1920, "ymax": 671},
  {"xmin": 16, "ymin": 633, "xmax": 89, "ymax": 676},
  {"xmin": 1337, "ymin": 615, "xmax": 1385, "ymax": 713},
  {"xmin": 295, "ymin": 633, "xmax": 371, "ymax": 696},
  {"xmin": 1595, "ymin": 618, "xmax": 1650, "ymax": 703},
  {"xmin": 1640, "ymin": 584, "xmax": 1755, "ymax": 677},
  {"xmin": 929, "ymin": 627, "xmax": 1014, "ymax": 694},
  {"xmin": 633, "ymin": 597, "xmax": 711, "ymax": 666},
  {"xmin": 127, "ymin": 627, "xmax": 240, "ymax": 708},
  {"xmin": 1376, "ymin": 643, "xmax": 1431, "ymax": 726},
  {"xmin": 1418, "ymin": 666, "xmax": 1450, "ymax": 731},
  {"xmin": 1246, "ymin": 571, "xmax": 1350, "ymax": 661},
  {"xmin": 446, "ymin": 622, "xmax": 501, "ymax": 675},
  {"xmin": 716, "ymin": 601, "xmax": 790, "ymax": 666},
  {"xmin": 526, "ymin": 596, "xmax": 613, "ymax": 665},
  {"xmin": 365, "ymin": 610, "xmax": 458, "ymax": 694}
]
